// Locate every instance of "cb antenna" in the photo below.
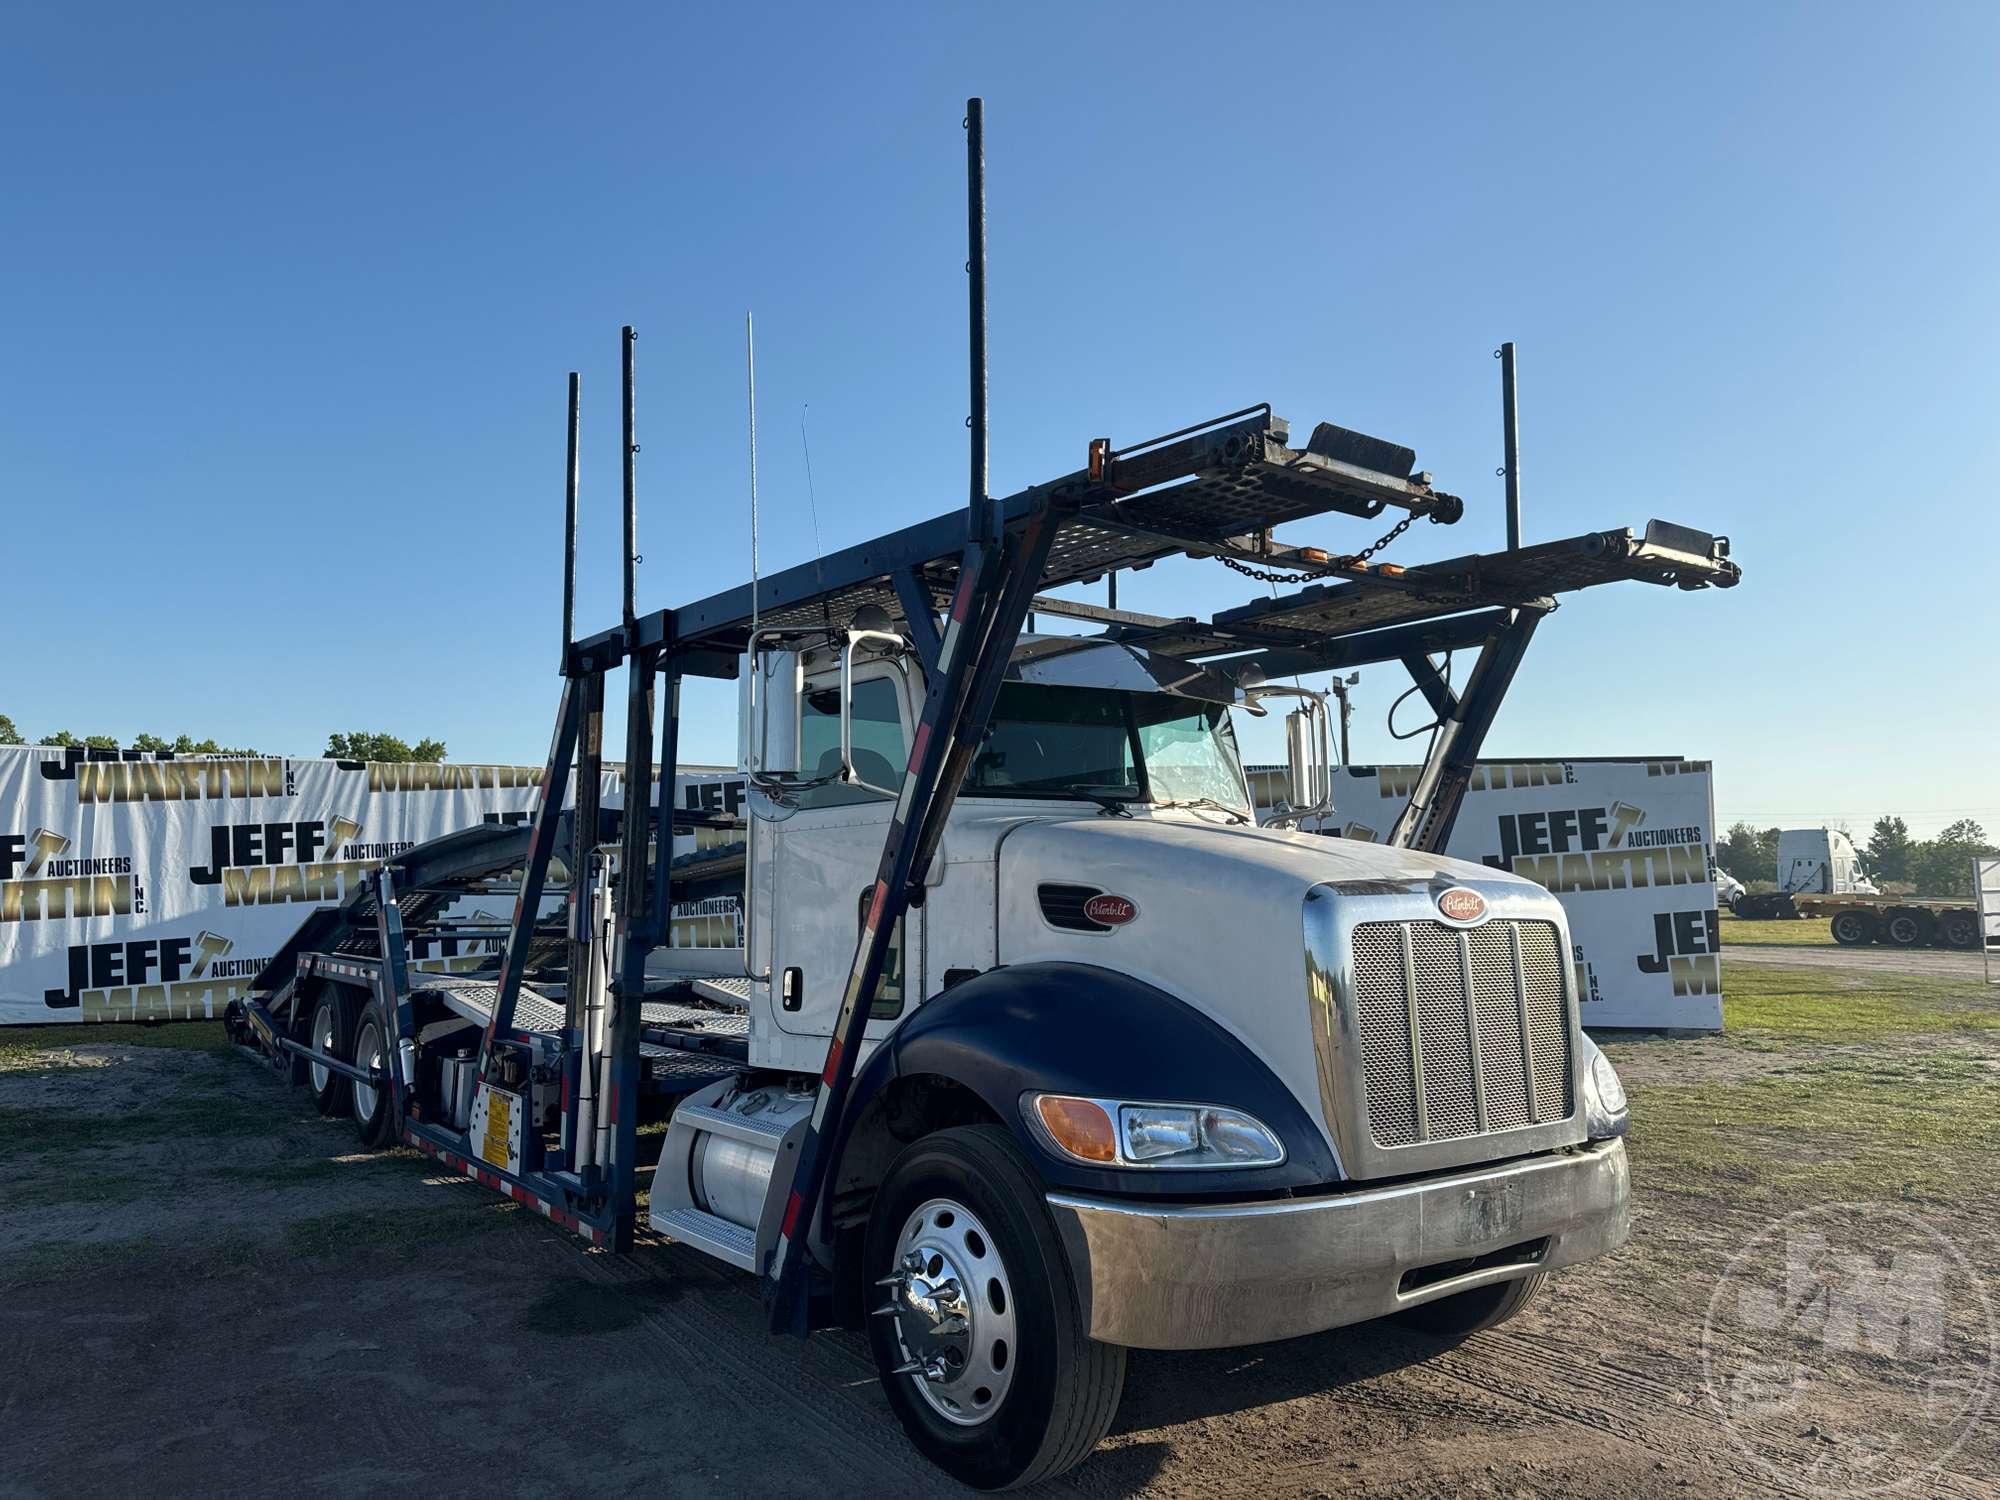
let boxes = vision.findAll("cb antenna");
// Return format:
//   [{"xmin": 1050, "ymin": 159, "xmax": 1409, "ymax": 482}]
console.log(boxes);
[{"xmin": 747, "ymin": 310, "xmax": 760, "ymax": 638}]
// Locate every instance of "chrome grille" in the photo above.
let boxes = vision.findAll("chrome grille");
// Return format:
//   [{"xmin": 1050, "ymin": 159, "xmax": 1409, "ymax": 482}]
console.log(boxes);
[{"xmin": 1350, "ymin": 919, "xmax": 1571, "ymax": 1148}]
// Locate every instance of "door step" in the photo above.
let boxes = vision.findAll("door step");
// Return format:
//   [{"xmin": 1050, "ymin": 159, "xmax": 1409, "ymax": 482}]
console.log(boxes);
[
  {"xmin": 671, "ymin": 1098, "xmax": 794, "ymax": 1149},
  {"xmin": 654, "ymin": 1204, "xmax": 758, "ymax": 1271}
]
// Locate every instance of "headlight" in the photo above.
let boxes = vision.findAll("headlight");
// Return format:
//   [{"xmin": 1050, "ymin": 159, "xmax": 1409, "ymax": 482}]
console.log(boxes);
[
  {"xmin": 1579, "ymin": 1036, "xmax": 1629, "ymax": 1139},
  {"xmin": 1025, "ymin": 1094, "xmax": 1286, "ymax": 1169}
]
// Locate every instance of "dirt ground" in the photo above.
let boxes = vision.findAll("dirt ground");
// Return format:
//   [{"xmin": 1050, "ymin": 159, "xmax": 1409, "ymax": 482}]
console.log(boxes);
[{"xmin": 3, "ymin": 960, "xmax": 1996, "ymax": 1499}]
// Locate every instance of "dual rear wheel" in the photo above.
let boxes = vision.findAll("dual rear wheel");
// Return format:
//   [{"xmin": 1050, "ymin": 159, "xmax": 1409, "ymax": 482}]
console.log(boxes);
[{"xmin": 299, "ymin": 986, "xmax": 396, "ymax": 1149}]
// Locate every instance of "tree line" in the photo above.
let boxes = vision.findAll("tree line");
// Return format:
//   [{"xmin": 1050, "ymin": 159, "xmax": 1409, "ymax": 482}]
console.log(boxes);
[
  {"xmin": 0, "ymin": 715, "xmax": 446, "ymax": 764},
  {"xmin": 1717, "ymin": 816, "xmax": 1996, "ymax": 900}
]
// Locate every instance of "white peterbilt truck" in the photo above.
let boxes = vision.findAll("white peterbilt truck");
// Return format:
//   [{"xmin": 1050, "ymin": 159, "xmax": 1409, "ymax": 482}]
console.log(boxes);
[{"xmin": 229, "ymin": 101, "xmax": 1741, "ymax": 1491}]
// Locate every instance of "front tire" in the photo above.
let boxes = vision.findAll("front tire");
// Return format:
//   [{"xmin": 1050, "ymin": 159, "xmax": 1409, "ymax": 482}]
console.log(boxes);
[
  {"xmin": 1396, "ymin": 1271, "xmax": 1546, "ymax": 1339},
  {"xmin": 865, "ymin": 1125, "xmax": 1125, "ymax": 1491},
  {"xmin": 1830, "ymin": 910, "xmax": 1877, "ymax": 946}
]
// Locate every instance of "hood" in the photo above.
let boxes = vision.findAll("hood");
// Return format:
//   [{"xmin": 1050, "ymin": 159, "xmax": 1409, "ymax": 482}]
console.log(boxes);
[{"xmin": 994, "ymin": 813, "xmax": 1554, "ymax": 1166}]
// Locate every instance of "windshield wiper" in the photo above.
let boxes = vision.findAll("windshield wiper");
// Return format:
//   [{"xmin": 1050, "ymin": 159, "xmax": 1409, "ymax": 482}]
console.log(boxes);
[
  {"xmin": 1153, "ymin": 797, "xmax": 1250, "ymax": 825},
  {"xmin": 1071, "ymin": 784, "xmax": 1138, "ymax": 817}
]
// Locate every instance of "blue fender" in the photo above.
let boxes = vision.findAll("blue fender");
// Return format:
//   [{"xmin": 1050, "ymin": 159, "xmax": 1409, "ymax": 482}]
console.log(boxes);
[{"xmin": 832, "ymin": 961, "xmax": 1340, "ymax": 1201}]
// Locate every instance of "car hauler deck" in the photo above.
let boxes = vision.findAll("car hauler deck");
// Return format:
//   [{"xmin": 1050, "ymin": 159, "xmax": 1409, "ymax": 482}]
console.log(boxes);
[{"xmin": 227, "ymin": 100, "xmax": 1741, "ymax": 1489}]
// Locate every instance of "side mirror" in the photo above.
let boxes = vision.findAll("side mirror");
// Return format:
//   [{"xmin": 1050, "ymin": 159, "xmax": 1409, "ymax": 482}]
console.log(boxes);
[
  {"xmin": 839, "ymin": 628, "xmax": 908, "ymax": 798},
  {"xmin": 738, "ymin": 645, "xmax": 802, "ymax": 777},
  {"xmin": 1285, "ymin": 706, "xmax": 1328, "ymax": 818},
  {"xmin": 1248, "ymin": 684, "xmax": 1333, "ymax": 828}
]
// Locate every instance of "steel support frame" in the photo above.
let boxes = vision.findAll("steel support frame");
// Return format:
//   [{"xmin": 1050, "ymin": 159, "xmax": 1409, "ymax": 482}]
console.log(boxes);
[
  {"xmin": 1385, "ymin": 608, "xmax": 1545, "ymax": 852},
  {"xmin": 762, "ymin": 502, "xmax": 1063, "ymax": 1333}
]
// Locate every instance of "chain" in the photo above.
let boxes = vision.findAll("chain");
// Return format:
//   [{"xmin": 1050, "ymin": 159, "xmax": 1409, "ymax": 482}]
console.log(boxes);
[{"xmin": 1215, "ymin": 510, "xmax": 1419, "ymax": 584}]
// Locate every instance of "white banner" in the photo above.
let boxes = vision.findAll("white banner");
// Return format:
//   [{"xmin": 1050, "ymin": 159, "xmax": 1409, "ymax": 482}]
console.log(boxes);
[
  {"xmin": 0, "ymin": 746, "xmax": 751, "ymax": 1027},
  {"xmin": 1256, "ymin": 758, "xmax": 1722, "ymax": 1031}
]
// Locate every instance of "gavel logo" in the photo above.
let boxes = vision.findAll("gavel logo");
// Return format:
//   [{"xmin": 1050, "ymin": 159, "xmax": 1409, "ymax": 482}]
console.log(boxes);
[
  {"xmin": 190, "ymin": 930, "xmax": 234, "ymax": 979},
  {"xmin": 324, "ymin": 816, "xmax": 362, "ymax": 860},
  {"xmin": 25, "ymin": 828, "xmax": 71, "ymax": 877},
  {"xmin": 1608, "ymin": 800, "xmax": 1646, "ymax": 848}
]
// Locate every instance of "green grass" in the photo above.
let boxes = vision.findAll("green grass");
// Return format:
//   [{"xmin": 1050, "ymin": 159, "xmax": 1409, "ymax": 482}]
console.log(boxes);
[
  {"xmin": 1624, "ymin": 957, "xmax": 2000, "ymax": 1208},
  {"xmin": 1721, "ymin": 962, "xmax": 1999, "ymax": 1041},
  {"xmin": 1629, "ymin": 1048, "xmax": 2000, "ymax": 1208},
  {"xmin": 1717, "ymin": 914, "xmax": 1834, "ymax": 948},
  {"xmin": 0, "ymin": 1021, "xmax": 230, "ymax": 1068}
]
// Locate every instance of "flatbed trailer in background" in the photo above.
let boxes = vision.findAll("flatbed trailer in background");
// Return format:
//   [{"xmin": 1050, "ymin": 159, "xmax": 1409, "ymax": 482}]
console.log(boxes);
[
  {"xmin": 225, "ymin": 99, "xmax": 1740, "ymax": 1490},
  {"xmin": 1790, "ymin": 893, "xmax": 1980, "ymax": 949},
  {"xmin": 1731, "ymin": 827, "xmax": 1979, "ymax": 947}
]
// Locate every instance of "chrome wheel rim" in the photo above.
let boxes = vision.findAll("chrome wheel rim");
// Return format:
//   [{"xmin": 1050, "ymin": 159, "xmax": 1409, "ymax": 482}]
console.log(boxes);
[
  {"xmin": 883, "ymin": 1196, "xmax": 1017, "ymax": 1427},
  {"xmin": 352, "ymin": 1019, "xmax": 382, "ymax": 1121},
  {"xmin": 311, "ymin": 1005, "xmax": 334, "ymax": 1093}
]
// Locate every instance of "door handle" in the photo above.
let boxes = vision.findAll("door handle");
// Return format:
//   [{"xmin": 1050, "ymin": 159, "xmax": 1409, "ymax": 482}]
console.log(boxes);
[{"xmin": 781, "ymin": 966, "xmax": 804, "ymax": 1012}]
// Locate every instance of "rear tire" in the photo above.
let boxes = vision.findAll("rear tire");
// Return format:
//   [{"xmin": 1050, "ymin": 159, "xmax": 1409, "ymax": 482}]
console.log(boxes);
[
  {"xmin": 866, "ymin": 1125, "xmax": 1126, "ymax": 1491},
  {"xmin": 1396, "ymin": 1271, "xmax": 1545, "ymax": 1339},
  {"xmin": 350, "ymin": 999, "xmax": 397, "ymax": 1150},
  {"xmin": 308, "ymin": 987, "xmax": 359, "ymax": 1116},
  {"xmin": 1882, "ymin": 907, "xmax": 1934, "ymax": 948},
  {"xmin": 1830, "ymin": 910, "xmax": 1877, "ymax": 947},
  {"xmin": 1940, "ymin": 910, "xmax": 1978, "ymax": 950}
]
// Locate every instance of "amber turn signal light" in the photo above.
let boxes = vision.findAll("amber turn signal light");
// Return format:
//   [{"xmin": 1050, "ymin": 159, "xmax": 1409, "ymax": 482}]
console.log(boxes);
[{"xmin": 1033, "ymin": 1094, "xmax": 1117, "ymax": 1162}]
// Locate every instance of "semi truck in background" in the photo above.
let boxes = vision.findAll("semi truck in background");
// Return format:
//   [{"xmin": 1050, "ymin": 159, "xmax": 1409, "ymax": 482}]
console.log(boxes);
[
  {"xmin": 220, "ymin": 102, "xmax": 1745, "ymax": 1490},
  {"xmin": 1732, "ymin": 827, "xmax": 1979, "ymax": 948}
]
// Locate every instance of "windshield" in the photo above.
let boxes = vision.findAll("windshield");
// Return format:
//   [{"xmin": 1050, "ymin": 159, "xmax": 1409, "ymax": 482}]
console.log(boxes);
[{"xmin": 965, "ymin": 682, "xmax": 1250, "ymax": 813}]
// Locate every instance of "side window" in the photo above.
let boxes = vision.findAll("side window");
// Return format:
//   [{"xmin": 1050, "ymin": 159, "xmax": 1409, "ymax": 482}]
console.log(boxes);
[
  {"xmin": 797, "ymin": 674, "xmax": 907, "ymax": 810},
  {"xmin": 857, "ymin": 888, "xmax": 904, "ymax": 1019}
]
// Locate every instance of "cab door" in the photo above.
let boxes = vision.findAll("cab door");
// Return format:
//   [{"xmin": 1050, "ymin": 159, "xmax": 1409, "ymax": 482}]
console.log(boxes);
[{"xmin": 768, "ymin": 663, "xmax": 920, "ymax": 1043}]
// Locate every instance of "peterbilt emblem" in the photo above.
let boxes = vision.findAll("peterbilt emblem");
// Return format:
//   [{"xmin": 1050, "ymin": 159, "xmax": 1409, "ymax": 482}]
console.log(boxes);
[
  {"xmin": 1437, "ymin": 887, "xmax": 1487, "ymax": 923},
  {"xmin": 1083, "ymin": 893, "xmax": 1138, "ymax": 927}
]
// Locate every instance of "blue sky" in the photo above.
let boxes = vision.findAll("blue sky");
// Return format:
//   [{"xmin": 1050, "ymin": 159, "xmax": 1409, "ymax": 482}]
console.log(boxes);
[{"xmin": 4, "ymin": 3, "xmax": 1994, "ymax": 838}]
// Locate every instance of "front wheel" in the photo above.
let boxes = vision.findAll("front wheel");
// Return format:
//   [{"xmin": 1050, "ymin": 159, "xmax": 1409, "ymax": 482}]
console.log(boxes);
[
  {"xmin": 865, "ymin": 1125, "xmax": 1125, "ymax": 1491},
  {"xmin": 1830, "ymin": 910, "xmax": 1877, "ymax": 946}
]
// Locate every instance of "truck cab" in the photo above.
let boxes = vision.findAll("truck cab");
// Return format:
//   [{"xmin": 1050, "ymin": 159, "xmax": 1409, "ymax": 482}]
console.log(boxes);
[
  {"xmin": 1777, "ymin": 827, "xmax": 1879, "ymax": 895},
  {"xmin": 656, "ymin": 627, "xmax": 1632, "ymax": 1486}
]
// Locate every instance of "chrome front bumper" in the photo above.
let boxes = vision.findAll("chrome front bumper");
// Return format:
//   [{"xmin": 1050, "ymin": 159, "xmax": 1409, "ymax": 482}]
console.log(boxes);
[{"xmin": 1045, "ymin": 1139, "xmax": 1629, "ymax": 1350}]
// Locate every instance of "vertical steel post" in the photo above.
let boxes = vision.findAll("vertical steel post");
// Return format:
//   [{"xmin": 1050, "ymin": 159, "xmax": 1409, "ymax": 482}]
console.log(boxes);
[
  {"xmin": 622, "ymin": 327, "xmax": 638, "ymax": 634},
  {"xmin": 565, "ymin": 670, "xmax": 606, "ymax": 1159},
  {"xmin": 966, "ymin": 97, "xmax": 990, "ymax": 545},
  {"xmin": 604, "ymin": 320, "xmax": 653, "ymax": 1247},
  {"xmin": 607, "ymin": 645, "xmax": 654, "ymax": 1246},
  {"xmin": 563, "ymin": 372, "xmax": 580, "ymax": 662},
  {"xmin": 650, "ymin": 662, "xmax": 681, "ymax": 950},
  {"xmin": 1499, "ymin": 341, "xmax": 1521, "ymax": 551}
]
